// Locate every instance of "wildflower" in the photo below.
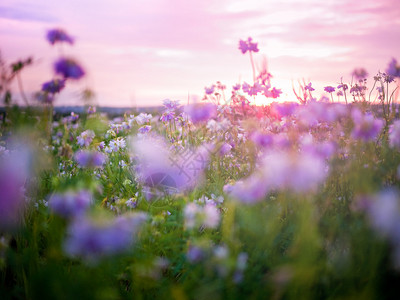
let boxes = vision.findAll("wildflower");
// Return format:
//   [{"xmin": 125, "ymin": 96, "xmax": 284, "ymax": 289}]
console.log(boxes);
[
  {"xmin": 187, "ymin": 245, "xmax": 205, "ymax": 263},
  {"xmin": 135, "ymin": 113, "xmax": 152, "ymax": 125},
  {"xmin": 386, "ymin": 58, "xmax": 400, "ymax": 78},
  {"xmin": 108, "ymin": 137, "xmax": 126, "ymax": 152},
  {"xmin": 351, "ymin": 109, "xmax": 384, "ymax": 142},
  {"xmin": 305, "ymin": 82, "xmax": 315, "ymax": 91},
  {"xmin": 46, "ymin": 28, "xmax": 74, "ymax": 45},
  {"xmin": 324, "ymin": 86, "xmax": 335, "ymax": 93},
  {"xmin": 389, "ymin": 120, "xmax": 400, "ymax": 148},
  {"xmin": 54, "ymin": 58, "xmax": 85, "ymax": 80},
  {"xmin": 119, "ymin": 160, "xmax": 127, "ymax": 167},
  {"xmin": 205, "ymin": 85, "xmax": 215, "ymax": 95},
  {"xmin": 238, "ymin": 37, "xmax": 259, "ymax": 54},
  {"xmin": 125, "ymin": 198, "xmax": 137, "ymax": 209},
  {"xmin": 160, "ymin": 111, "xmax": 175, "ymax": 122},
  {"xmin": 184, "ymin": 202, "xmax": 220, "ymax": 229},
  {"xmin": 49, "ymin": 190, "xmax": 92, "ymax": 218},
  {"xmin": 162, "ymin": 99, "xmax": 180, "ymax": 110},
  {"xmin": 232, "ymin": 84, "xmax": 241, "ymax": 91},
  {"xmin": 74, "ymin": 150, "xmax": 106, "ymax": 168},
  {"xmin": 77, "ymin": 130, "xmax": 95, "ymax": 147},
  {"xmin": 260, "ymin": 149, "xmax": 327, "ymax": 193},
  {"xmin": 224, "ymin": 175, "xmax": 269, "ymax": 204},
  {"xmin": 184, "ymin": 103, "xmax": 217, "ymax": 124},
  {"xmin": 219, "ymin": 143, "xmax": 232, "ymax": 156},
  {"xmin": 131, "ymin": 135, "xmax": 210, "ymax": 193},
  {"xmin": 63, "ymin": 212, "xmax": 147, "ymax": 263},
  {"xmin": 337, "ymin": 83, "xmax": 348, "ymax": 91},
  {"xmin": 42, "ymin": 79, "xmax": 66, "ymax": 94},
  {"xmin": 138, "ymin": 125, "xmax": 152, "ymax": 134},
  {"xmin": 352, "ymin": 68, "xmax": 368, "ymax": 81},
  {"xmin": 87, "ymin": 106, "xmax": 96, "ymax": 114}
]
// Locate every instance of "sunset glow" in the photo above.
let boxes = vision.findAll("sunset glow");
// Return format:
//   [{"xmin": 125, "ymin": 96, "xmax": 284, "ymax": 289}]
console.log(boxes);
[{"xmin": 1, "ymin": 0, "xmax": 400, "ymax": 107}]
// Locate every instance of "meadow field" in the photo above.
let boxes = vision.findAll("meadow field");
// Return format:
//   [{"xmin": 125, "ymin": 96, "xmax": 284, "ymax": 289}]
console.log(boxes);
[{"xmin": 1, "ymin": 30, "xmax": 400, "ymax": 299}]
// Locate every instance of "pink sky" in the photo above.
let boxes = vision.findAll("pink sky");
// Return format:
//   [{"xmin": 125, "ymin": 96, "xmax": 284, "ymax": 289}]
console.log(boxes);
[{"xmin": 1, "ymin": 0, "xmax": 400, "ymax": 107}]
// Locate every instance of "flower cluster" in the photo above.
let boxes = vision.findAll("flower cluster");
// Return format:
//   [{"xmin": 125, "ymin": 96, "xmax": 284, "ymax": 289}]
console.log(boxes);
[{"xmin": 49, "ymin": 190, "xmax": 92, "ymax": 218}]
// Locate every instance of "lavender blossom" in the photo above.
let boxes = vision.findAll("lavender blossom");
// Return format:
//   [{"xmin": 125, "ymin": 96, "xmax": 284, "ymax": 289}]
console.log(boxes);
[
  {"xmin": 324, "ymin": 86, "xmax": 335, "ymax": 93},
  {"xmin": 238, "ymin": 37, "xmax": 259, "ymax": 54}
]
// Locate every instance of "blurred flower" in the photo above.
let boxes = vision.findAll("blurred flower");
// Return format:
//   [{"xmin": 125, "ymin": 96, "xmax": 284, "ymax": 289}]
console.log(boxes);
[
  {"xmin": 205, "ymin": 85, "xmax": 215, "ymax": 95},
  {"xmin": 42, "ymin": 79, "xmax": 66, "ymax": 94},
  {"xmin": 386, "ymin": 58, "xmax": 400, "ymax": 78},
  {"xmin": 351, "ymin": 109, "xmax": 383, "ymax": 142},
  {"xmin": 305, "ymin": 82, "xmax": 315, "ymax": 91},
  {"xmin": 34, "ymin": 91, "xmax": 54, "ymax": 104},
  {"xmin": 352, "ymin": 68, "xmax": 368, "ymax": 81},
  {"xmin": 162, "ymin": 99, "xmax": 180, "ymax": 110},
  {"xmin": 63, "ymin": 212, "xmax": 147, "ymax": 263},
  {"xmin": 138, "ymin": 125, "xmax": 152, "ymax": 134},
  {"xmin": 54, "ymin": 58, "xmax": 85, "ymax": 80},
  {"xmin": 87, "ymin": 106, "xmax": 96, "ymax": 114},
  {"xmin": 389, "ymin": 120, "xmax": 400, "ymax": 148},
  {"xmin": 135, "ymin": 113, "xmax": 152, "ymax": 125},
  {"xmin": 74, "ymin": 150, "xmax": 106, "ymax": 168},
  {"xmin": 49, "ymin": 190, "xmax": 92, "ymax": 218},
  {"xmin": 184, "ymin": 103, "xmax": 217, "ymax": 124},
  {"xmin": 131, "ymin": 135, "xmax": 211, "ymax": 194},
  {"xmin": 219, "ymin": 143, "xmax": 232, "ymax": 156},
  {"xmin": 184, "ymin": 202, "xmax": 220, "ymax": 229},
  {"xmin": 224, "ymin": 175, "xmax": 269, "ymax": 204},
  {"xmin": 77, "ymin": 130, "xmax": 95, "ymax": 147},
  {"xmin": 46, "ymin": 28, "xmax": 74, "ymax": 45},
  {"xmin": 238, "ymin": 37, "xmax": 259, "ymax": 54},
  {"xmin": 324, "ymin": 86, "xmax": 335, "ymax": 93}
]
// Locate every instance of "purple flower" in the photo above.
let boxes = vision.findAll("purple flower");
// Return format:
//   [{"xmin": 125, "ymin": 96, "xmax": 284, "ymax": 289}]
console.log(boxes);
[
  {"xmin": 162, "ymin": 99, "xmax": 180, "ymax": 110},
  {"xmin": 387, "ymin": 58, "xmax": 400, "ymax": 78},
  {"xmin": 131, "ymin": 135, "xmax": 210, "ymax": 194},
  {"xmin": 42, "ymin": 79, "xmax": 66, "ymax": 94},
  {"xmin": 238, "ymin": 37, "xmax": 259, "ymax": 54},
  {"xmin": 138, "ymin": 125, "xmax": 152, "ymax": 134},
  {"xmin": 219, "ymin": 143, "xmax": 232, "ymax": 156},
  {"xmin": 54, "ymin": 58, "xmax": 85, "ymax": 80},
  {"xmin": 224, "ymin": 175, "xmax": 269, "ymax": 204},
  {"xmin": 250, "ymin": 131, "xmax": 273, "ymax": 148},
  {"xmin": 184, "ymin": 202, "xmax": 220, "ymax": 229},
  {"xmin": 305, "ymin": 82, "xmax": 315, "ymax": 91},
  {"xmin": 77, "ymin": 130, "xmax": 95, "ymax": 147},
  {"xmin": 187, "ymin": 245, "xmax": 205, "ymax": 263},
  {"xmin": 232, "ymin": 84, "xmax": 241, "ymax": 91},
  {"xmin": 351, "ymin": 109, "xmax": 384, "ymax": 142},
  {"xmin": 389, "ymin": 120, "xmax": 400, "ymax": 148},
  {"xmin": 49, "ymin": 190, "xmax": 92, "ymax": 218},
  {"xmin": 184, "ymin": 103, "xmax": 217, "ymax": 124},
  {"xmin": 352, "ymin": 68, "xmax": 368, "ymax": 81},
  {"xmin": 260, "ymin": 149, "xmax": 327, "ymax": 193},
  {"xmin": 63, "ymin": 212, "xmax": 147, "ymax": 263},
  {"xmin": 324, "ymin": 86, "xmax": 335, "ymax": 93},
  {"xmin": 204, "ymin": 85, "xmax": 215, "ymax": 95},
  {"xmin": 46, "ymin": 28, "xmax": 74, "ymax": 45},
  {"xmin": 0, "ymin": 158, "xmax": 26, "ymax": 230},
  {"xmin": 0, "ymin": 142, "xmax": 35, "ymax": 231},
  {"xmin": 74, "ymin": 150, "xmax": 106, "ymax": 168}
]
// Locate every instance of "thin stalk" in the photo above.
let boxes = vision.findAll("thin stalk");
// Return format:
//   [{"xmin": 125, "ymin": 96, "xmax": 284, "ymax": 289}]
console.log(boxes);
[{"xmin": 17, "ymin": 73, "xmax": 29, "ymax": 106}]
